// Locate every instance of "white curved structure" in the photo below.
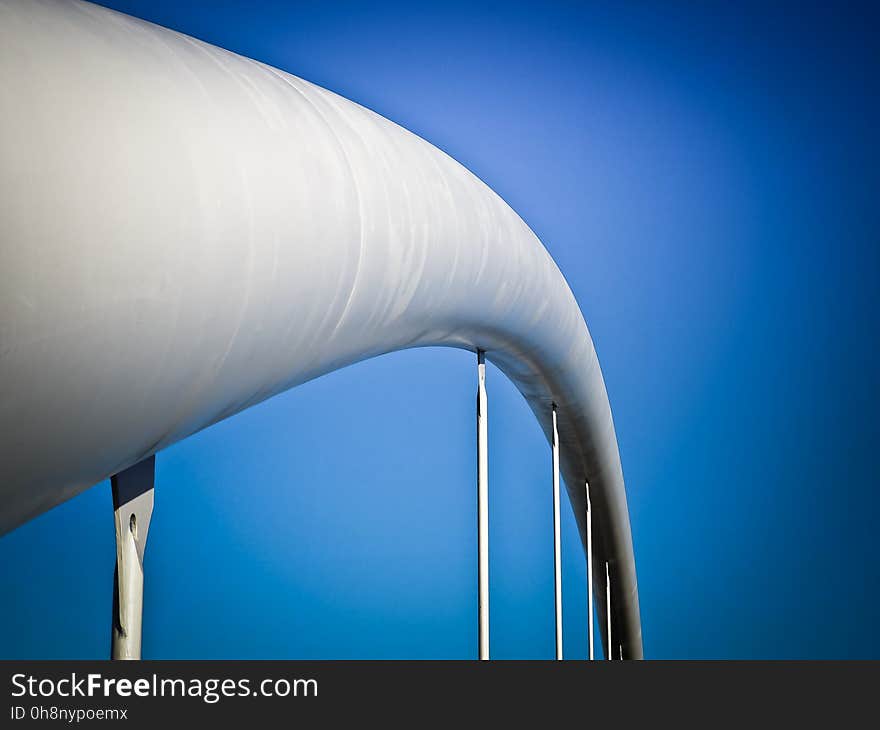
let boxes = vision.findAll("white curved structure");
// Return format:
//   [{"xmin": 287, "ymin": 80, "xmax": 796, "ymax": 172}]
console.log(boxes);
[{"xmin": 0, "ymin": 0, "xmax": 642, "ymax": 658}]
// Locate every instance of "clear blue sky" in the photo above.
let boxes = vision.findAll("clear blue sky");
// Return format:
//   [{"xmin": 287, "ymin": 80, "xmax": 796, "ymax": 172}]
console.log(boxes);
[{"xmin": 1, "ymin": 0, "xmax": 877, "ymax": 659}]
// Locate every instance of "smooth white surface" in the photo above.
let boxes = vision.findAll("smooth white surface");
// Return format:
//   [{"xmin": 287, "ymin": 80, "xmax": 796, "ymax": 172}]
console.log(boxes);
[{"xmin": 0, "ymin": 0, "xmax": 642, "ymax": 657}]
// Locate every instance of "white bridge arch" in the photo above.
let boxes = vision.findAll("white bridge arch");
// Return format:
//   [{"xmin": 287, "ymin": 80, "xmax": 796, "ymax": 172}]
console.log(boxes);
[{"xmin": 0, "ymin": 0, "xmax": 642, "ymax": 659}]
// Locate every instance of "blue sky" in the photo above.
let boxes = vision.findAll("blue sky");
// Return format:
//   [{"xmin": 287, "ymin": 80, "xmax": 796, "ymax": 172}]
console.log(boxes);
[{"xmin": 1, "ymin": 0, "xmax": 877, "ymax": 658}]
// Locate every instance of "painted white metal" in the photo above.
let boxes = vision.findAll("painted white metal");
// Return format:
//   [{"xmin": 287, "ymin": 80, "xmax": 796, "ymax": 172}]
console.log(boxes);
[
  {"xmin": 476, "ymin": 351, "xmax": 489, "ymax": 660},
  {"xmin": 110, "ymin": 457, "xmax": 154, "ymax": 660},
  {"xmin": 552, "ymin": 405, "xmax": 563, "ymax": 660},
  {"xmin": 0, "ymin": 0, "xmax": 642, "ymax": 658},
  {"xmin": 586, "ymin": 481, "xmax": 594, "ymax": 660}
]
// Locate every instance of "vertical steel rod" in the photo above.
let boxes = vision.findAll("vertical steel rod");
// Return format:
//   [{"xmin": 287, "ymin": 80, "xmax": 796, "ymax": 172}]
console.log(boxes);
[
  {"xmin": 552, "ymin": 404, "xmax": 563, "ymax": 660},
  {"xmin": 606, "ymin": 561, "xmax": 612, "ymax": 661},
  {"xmin": 110, "ymin": 456, "xmax": 155, "ymax": 660},
  {"xmin": 476, "ymin": 350, "xmax": 489, "ymax": 660},
  {"xmin": 586, "ymin": 481, "xmax": 594, "ymax": 660}
]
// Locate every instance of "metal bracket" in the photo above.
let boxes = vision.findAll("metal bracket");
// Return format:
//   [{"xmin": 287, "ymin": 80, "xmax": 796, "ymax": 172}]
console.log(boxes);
[{"xmin": 110, "ymin": 455, "xmax": 155, "ymax": 660}]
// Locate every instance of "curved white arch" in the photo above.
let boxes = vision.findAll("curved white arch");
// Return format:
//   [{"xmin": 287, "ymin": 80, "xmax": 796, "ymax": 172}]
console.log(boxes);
[{"xmin": 0, "ymin": 0, "xmax": 642, "ymax": 658}]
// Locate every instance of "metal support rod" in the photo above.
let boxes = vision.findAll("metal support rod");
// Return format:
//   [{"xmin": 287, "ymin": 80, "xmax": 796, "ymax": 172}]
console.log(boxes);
[
  {"xmin": 586, "ymin": 481, "xmax": 594, "ymax": 660},
  {"xmin": 476, "ymin": 350, "xmax": 489, "ymax": 660},
  {"xmin": 551, "ymin": 404, "xmax": 563, "ymax": 660},
  {"xmin": 606, "ymin": 561, "xmax": 612, "ymax": 661},
  {"xmin": 110, "ymin": 456, "xmax": 155, "ymax": 660}
]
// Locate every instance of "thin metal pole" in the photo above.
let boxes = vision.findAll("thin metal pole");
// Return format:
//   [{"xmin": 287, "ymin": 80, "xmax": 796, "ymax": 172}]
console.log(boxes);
[
  {"xmin": 476, "ymin": 350, "xmax": 489, "ymax": 660},
  {"xmin": 605, "ymin": 561, "xmax": 612, "ymax": 661},
  {"xmin": 110, "ymin": 456, "xmax": 155, "ymax": 660},
  {"xmin": 552, "ymin": 404, "xmax": 563, "ymax": 660},
  {"xmin": 586, "ymin": 481, "xmax": 594, "ymax": 660}
]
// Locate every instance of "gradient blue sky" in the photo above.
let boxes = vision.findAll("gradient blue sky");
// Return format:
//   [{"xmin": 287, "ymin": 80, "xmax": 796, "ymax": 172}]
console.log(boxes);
[{"xmin": 1, "ymin": 0, "xmax": 877, "ymax": 659}]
